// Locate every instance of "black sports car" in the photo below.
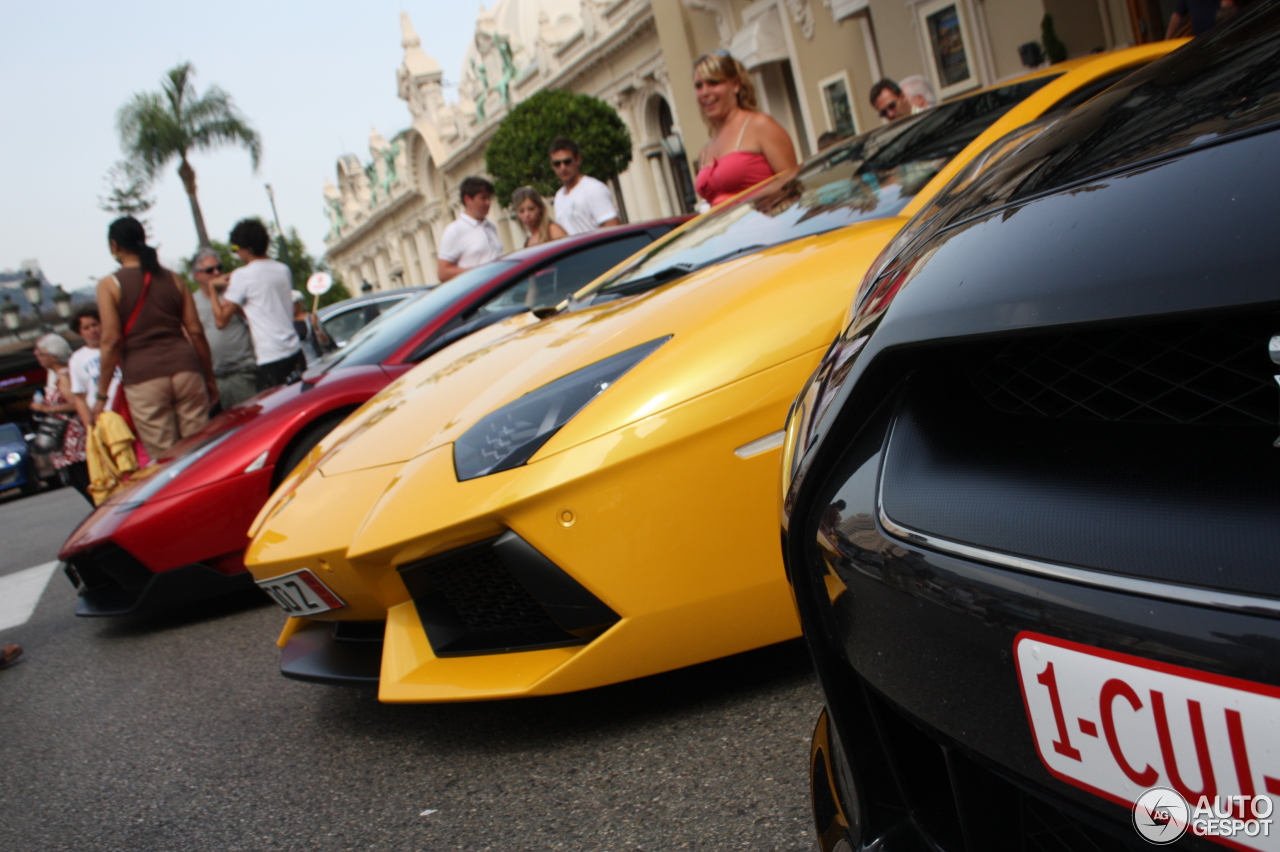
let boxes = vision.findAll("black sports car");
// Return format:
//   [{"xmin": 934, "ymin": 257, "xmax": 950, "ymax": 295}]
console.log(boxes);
[{"xmin": 781, "ymin": 6, "xmax": 1280, "ymax": 851}]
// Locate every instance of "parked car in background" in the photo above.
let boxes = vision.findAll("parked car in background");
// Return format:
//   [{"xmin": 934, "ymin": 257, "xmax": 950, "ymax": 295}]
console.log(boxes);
[
  {"xmin": 0, "ymin": 422, "xmax": 43, "ymax": 497},
  {"xmin": 0, "ymin": 342, "xmax": 68, "ymax": 495},
  {"xmin": 316, "ymin": 287, "xmax": 429, "ymax": 349},
  {"xmin": 783, "ymin": 12, "xmax": 1280, "ymax": 851},
  {"xmin": 240, "ymin": 42, "xmax": 1179, "ymax": 702},
  {"xmin": 59, "ymin": 220, "xmax": 687, "ymax": 617}
]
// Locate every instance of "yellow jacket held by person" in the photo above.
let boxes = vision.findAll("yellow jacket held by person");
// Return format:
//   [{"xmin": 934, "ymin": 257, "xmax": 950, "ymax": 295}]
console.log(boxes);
[{"xmin": 86, "ymin": 411, "xmax": 140, "ymax": 505}]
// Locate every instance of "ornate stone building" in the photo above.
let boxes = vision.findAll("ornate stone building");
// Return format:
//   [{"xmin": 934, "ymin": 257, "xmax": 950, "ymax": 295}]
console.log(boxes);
[{"xmin": 324, "ymin": 0, "xmax": 1142, "ymax": 290}]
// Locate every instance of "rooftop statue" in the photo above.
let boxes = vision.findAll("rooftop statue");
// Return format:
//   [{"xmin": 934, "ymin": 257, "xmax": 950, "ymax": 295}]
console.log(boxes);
[
  {"xmin": 379, "ymin": 138, "xmax": 402, "ymax": 198},
  {"xmin": 325, "ymin": 196, "xmax": 347, "ymax": 240},
  {"xmin": 470, "ymin": 57, "xmax": 490, "ymax": 121}
]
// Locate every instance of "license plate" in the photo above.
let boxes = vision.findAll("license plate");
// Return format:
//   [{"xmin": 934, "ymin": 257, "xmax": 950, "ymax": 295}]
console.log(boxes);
[
  {"xmin": 257, "ymin": 569, "xmax": 344, "ymax": 615},
  {"xmin": 1016, "ymin": 631, "xmax": 1280, "ymax": 850}
]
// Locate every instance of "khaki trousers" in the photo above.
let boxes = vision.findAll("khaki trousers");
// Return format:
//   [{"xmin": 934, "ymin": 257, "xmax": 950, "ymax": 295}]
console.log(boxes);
[{"xmin": 123, "ymin": 371, "xmax": 209, "ymax": 460}]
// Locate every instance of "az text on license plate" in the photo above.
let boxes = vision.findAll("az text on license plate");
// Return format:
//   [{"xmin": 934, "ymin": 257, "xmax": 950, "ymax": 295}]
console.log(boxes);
[
  {"xmin": 257, "ymin": 569, "xmax": 344, "ymax": 615},
  {"xmin": 1015, "ymin": 632, "xmax": 1280, "ymax": 851}
]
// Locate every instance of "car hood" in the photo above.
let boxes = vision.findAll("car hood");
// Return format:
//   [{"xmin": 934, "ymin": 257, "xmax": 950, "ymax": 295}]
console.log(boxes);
[
  {"xmin": 307, "ymin": 219, "xmax": 902, "ymax": 481},
  {"xmin": 0, "ymin": 440, "xmax": 27, "ymax": 456}
]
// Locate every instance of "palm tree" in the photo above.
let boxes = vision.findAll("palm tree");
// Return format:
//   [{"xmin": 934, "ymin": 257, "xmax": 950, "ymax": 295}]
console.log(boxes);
[{"xmin": 116, "ymin": 62, "xmax": 261, "ymax": 248}]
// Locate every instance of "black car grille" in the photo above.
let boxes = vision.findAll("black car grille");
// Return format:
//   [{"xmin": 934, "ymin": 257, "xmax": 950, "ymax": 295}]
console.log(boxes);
[
  {"xmin": 884, "ymin": 313, "xmax": 1280, "ymax": 597},
  {"xmin": 968, "ymin": 316, "xmax": 1277, "ymax": 425},
  {"xmin": 849, "ymin": 680, "xmax": 1144, "ymax": 851},
  {"xmin": 420, "ymin": 546, "xmax": 557, "ymax": 632}
]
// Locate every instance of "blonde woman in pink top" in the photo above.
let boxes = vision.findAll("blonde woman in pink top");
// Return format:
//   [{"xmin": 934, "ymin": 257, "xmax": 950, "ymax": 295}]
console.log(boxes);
[{"xmin": 692, "ymin": 51, "xmax": 797, "ymax": 208}]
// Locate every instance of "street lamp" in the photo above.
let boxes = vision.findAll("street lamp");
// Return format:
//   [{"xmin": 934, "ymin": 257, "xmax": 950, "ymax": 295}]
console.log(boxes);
[
  {"xmin": 264, "ymin": 183, "xmax": 291, "ymax": 271},
  {"xmin": 1, "ymin": 295, "xmax": 21, "ymax": 338},
  {"xmin": 21, "ymin": 272, "xmax": 42, "ymax": 311},
  {"xmin": 53, "ymin": 287, "xmax": 73, "ymax": 321},
  {"xmin": 20, "ymin": 272, "xmax": 52, "ymax": 334}
]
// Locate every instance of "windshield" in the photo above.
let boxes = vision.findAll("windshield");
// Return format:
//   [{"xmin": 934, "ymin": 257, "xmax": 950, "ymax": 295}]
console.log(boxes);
[
  {"xmin": 318, "ymin": 262, "xmax": 519, "ymax": 370},
  {"xmin": 0, "ymin": 423, "xmax": 22, "ymax": 444},
  {"xmin": 580, "ymin": 75, "xmax": 1058, "ymax": 303},
  {"xmin": 934, "ymin": 11, "xmax": 1280, "ymax": 224}
]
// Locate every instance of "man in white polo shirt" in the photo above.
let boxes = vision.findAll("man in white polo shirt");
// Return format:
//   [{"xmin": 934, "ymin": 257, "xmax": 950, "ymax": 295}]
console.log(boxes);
[
  {"xmin": 550, "ymin": 136, "xmax": 620, "ymax": 236},
  {"xmin": 203, "ymin": 218, "xmax": 305, "ymax": 392},
  {"xmin": 437, "ymin": 176, "xmax": 504, "ymax": 282}
]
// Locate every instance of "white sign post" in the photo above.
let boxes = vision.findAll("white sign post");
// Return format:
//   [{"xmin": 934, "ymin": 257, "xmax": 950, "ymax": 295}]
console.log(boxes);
[{"xmin": 305, "ymin": 272, "xmax": 333, "ymax": 313}]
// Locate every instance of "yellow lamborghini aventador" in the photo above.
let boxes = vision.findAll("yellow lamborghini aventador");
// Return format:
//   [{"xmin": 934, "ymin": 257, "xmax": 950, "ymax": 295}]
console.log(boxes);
[{"xmin": 246, "ymin": 42, "xmax": 1181, "ymax": 702}]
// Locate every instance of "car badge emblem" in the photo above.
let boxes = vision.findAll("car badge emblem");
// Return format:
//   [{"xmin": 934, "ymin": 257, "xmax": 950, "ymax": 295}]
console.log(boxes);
[{"xmin": 1271, "ymin": 335, "xmax": 1280, "ymax": 447}]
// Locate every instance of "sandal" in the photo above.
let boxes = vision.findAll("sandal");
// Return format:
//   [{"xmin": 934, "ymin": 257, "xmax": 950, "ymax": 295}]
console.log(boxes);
[{"xmin": 0, "ymin": 644, "xmax": 23, "ymax": 670}]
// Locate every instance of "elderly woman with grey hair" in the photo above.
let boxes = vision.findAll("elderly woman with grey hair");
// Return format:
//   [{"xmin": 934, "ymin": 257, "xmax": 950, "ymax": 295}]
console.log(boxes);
[
  {"xmin": 29, "ymin": 333, "xmax": 90, "ymax": 502},
  {"xmin": 900, "ymin": 76, "xmax": 937, "ymax": 111}
]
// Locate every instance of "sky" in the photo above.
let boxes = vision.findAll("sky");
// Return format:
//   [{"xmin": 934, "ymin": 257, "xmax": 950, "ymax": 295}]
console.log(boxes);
[{"xmin": 0, "ymin": 0, "xmax": 486, "ymax": 294}]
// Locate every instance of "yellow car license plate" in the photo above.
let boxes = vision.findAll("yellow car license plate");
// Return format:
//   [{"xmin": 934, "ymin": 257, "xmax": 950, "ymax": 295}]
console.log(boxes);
[{"xmin": 257, "ymin": 568, "xmax": 344, "ymax": 615}]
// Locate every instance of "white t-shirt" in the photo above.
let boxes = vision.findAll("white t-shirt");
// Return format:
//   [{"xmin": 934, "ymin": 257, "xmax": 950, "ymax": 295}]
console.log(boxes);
[
  {"xmin": 438, "ymin": 214, "xmax": 504, "ymax": 270},
  {"xmin": 553, "ymin": 176, "xmax": 619, "ymax": 236},
  {"xmin": 224, "ymin": 258, "xmax": 301, "ymax": 366},
  {"xmin": 68, "ymin": 346, "xmax": 120, "ymax": 409}
]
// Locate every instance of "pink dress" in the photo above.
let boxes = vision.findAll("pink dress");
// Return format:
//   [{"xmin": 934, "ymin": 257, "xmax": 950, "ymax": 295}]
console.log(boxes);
[{"xmin": 695, "ymin": 115, "xmax": 777, "ymax": 207}]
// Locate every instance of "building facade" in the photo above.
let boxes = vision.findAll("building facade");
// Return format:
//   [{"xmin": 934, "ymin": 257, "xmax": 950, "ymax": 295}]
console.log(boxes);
[{"xmin": 324, "ymin": 0, "xmax": 1147, "ymax": 290}]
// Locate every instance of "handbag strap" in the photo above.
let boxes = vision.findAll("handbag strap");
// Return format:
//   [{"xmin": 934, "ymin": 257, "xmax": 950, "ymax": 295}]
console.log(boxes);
[{"xmin": 121, "ymin": 270, "xmax": 153, "ymax": 339}]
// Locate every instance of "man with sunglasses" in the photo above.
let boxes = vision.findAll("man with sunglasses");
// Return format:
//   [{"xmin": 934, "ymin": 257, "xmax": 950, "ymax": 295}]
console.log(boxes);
[
  {"xmin": 192, "ymin": 247, "xmax": 258, "ymax": 409},
  {"xmin": 549, "ymin": 136, "xmax": 620, "ymax": 236},
  {"xmin": 869, "ymin": 78, "xmax": 915, "ymax": 124}
]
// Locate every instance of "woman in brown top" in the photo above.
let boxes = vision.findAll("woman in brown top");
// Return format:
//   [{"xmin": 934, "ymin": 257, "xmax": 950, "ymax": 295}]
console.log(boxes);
[{"xmin": 93, "ymin": 217, "xmax": 218, "ymax": 459}]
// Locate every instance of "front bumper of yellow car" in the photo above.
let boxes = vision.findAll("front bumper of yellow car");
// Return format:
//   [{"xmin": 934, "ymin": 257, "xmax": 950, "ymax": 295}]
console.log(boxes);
[{"xmin": 247, "ymin": 350, "xmax": 820, "ymax": 702}]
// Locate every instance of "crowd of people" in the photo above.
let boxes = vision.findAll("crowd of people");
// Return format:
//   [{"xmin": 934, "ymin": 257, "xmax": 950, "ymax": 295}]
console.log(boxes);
[
  {"xmin": 438, "ymin": 51, "xmax": 805, "ymax": 280},
  {"xmin": 27, "ymin": 215, "xmax": 316, "ymax": 508},
  {"xmin": 435, "ymin": 51, "xmax": 945, "ymax": 284}
]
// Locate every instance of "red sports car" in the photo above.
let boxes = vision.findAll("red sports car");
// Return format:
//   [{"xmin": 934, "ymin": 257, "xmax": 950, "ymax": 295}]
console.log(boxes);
[{"xmin": 60, "ymin": 219, "xmax": 686, "ymax": 616}]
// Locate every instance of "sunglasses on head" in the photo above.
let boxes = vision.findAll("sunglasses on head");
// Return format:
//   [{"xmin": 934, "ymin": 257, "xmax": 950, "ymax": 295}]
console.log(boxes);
[{"xmin": 551, "ymin": 157, "xmax": 574, "ymax": 167}]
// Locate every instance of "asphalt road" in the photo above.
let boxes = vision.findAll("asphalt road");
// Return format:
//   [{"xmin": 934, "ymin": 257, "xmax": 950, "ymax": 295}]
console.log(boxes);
[{"xmin": 0, "ymin": 486, "xmax": 823, "ymax": 852}]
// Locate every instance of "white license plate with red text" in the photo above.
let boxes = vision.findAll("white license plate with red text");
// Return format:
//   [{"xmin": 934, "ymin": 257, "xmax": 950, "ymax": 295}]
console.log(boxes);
[
  {"xmin": 257, "ymin": 569, "xmax": 344, "ymax": 615},
  {"xmin": 1015, "ymin": 632, "xmax": 1280, "ymax": 851}
]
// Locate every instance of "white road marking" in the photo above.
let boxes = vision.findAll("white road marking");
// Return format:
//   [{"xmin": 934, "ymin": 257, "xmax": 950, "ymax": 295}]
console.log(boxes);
[{"xmin": 0, "ymin": 561, "xmax": 60, "ymax": 632}]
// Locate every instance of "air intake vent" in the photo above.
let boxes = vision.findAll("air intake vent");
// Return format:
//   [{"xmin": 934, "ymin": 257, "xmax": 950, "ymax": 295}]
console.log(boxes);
[
  {"xmin": 71, "ymin": 543, "xmax": 152, "ymax": 593},
  {"xmin": 968, "ymin": 317, "xmax": 1277, "ymax": 425},
  {"xmin": 397, "ymin": 532, "xmax": 619, "ymax": 656},
  {"xmin": 423, "ymin": 546, "xmax": 558, "ymax": 632}
]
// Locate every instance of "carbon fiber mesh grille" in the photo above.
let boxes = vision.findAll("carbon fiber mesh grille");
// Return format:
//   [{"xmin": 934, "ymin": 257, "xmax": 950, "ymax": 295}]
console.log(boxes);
[
  {"xmin": 862, "ymin": 684, "xmax": 1139, "ymax": 851},
  {"xmin": 968, "ymin": 318, "xmax": 1277, "ymax": 425},
  {"xmin": 423, "ymin": 547, "xmax": 556, "ymax": 632}
]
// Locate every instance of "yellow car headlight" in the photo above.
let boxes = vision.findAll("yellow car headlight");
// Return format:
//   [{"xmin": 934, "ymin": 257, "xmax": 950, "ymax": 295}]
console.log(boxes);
[{"xmin": 453, "ymin": 336, "xmax": 670, "ymax": 481}]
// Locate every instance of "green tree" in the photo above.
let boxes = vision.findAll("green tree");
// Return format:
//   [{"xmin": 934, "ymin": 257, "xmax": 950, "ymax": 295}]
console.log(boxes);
[
  {"xmin": 1041, "ymin": 15, "xmax": 1068, "ymax": 64},
  {"xmin": 274, "ymin": 226, "xmax": 351, "ymax": 308},
  {"xmin": 485, "ymin": 89, "xmax": 632, "ymax": 206},
  {"xmin": 98, "ymin": 160, "xmax": 156, "ymax": 224},
  {"xmin": 116, "ymin": 62, "xmax": 261, "ymax": 248}
]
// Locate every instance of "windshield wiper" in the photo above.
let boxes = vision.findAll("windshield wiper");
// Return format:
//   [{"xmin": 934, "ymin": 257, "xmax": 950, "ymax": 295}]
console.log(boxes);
[
  {"xmin": 593, "ymin": 263, "xmax": 694, "ymax": 301},
  {"xmin": 585, "ymin": 244, "xmax": 768, "ymax": 305}
]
